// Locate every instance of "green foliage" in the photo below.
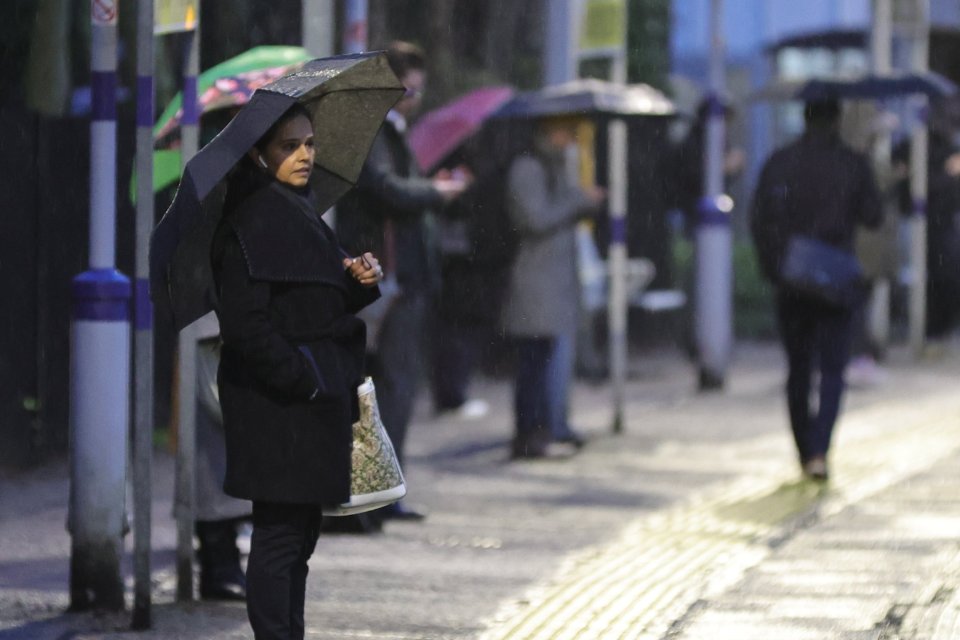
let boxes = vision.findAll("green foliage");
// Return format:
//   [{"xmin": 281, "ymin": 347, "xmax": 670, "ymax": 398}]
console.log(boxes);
[
  {"xmin": 672, "ymin": 237, "xmax": 777, "ymax": 339},
  {"xmin": 627, "ymin": 0, "xmax": 671, "ymax": 91}
]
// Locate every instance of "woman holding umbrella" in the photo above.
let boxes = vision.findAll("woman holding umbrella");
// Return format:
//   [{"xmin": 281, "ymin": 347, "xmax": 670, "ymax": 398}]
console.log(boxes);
[
  {"xmin": 152, "ymin": 53, "xmax": 404, "ymax": 639},
  {"xmin": 211, "ymin": 103, "xmax": 383, "ymax": 638}
]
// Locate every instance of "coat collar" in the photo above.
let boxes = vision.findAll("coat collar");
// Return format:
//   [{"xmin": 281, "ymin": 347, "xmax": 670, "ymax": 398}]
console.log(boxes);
[{"xmin": 227, "ymin": 181, "xmax": 350, "ymax": 288}]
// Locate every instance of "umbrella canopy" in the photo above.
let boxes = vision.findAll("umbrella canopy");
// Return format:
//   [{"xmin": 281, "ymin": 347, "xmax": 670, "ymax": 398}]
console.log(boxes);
[
  {"xmin": 153, "ymin": 45, "xmax": 313, "ymax": 141},
  {"xmin": 494, "ymin": 78, "xmax": 675, "ymax": 119},
  {"xmin": 150, "ymin": 52, "xmax": 404, "ymax": 331},
  {"xmin": 131, "ymin": 48, "xmax": 312, "ymax": 202},
  {"xmin": 407, "ymin": 86, "xmax": 515, "ymax": 174},
  {"xmin": 755, "ymin": 72, "xmax": 958, "ymax": 102}
]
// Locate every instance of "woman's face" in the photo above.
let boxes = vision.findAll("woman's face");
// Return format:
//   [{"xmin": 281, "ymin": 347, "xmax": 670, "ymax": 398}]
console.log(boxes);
[{"xmin": 254, "ymin": 114, "xmax": 315, "ymax": 187}]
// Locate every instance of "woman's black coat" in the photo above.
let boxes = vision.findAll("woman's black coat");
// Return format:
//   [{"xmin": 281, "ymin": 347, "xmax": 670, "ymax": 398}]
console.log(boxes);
[{"xmin": 211, "ymin": 179, "xmax": 378, "ymax": 506}]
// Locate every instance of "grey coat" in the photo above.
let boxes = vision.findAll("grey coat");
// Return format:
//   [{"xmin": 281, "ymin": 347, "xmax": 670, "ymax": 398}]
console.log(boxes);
[{"xmin": 501, "ymin": 151, "xmax": 595, "ymax": 338}]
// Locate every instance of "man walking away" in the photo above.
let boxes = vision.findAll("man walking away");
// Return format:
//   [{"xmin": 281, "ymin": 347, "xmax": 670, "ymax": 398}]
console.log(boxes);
[{"xmin": 750, "ymin": 99, "xmax": 883, "ymax": 481}]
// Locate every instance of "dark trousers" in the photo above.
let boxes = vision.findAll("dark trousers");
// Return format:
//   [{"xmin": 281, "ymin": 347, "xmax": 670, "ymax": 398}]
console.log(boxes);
[
  {"xmin": 369, "ymin": 292, "xmax": 430, "ymax": 466},
  {"xmin": 246, "ymin": 502, "xmax": 323, "ymax": 640},
  {"xmin": 776, "ymin": 292, "xmax": 854, "ymax": 463},
  {"xmin": 431, "ymin": 322, "xmax": 482, "ymax": 410},
  {"xmin": 927, "ymin": 272, "xmax": 960, "ymax": 339},
  {"xmin": 513, "ymin": 335, "xmax": 573, "ymax": 446}
]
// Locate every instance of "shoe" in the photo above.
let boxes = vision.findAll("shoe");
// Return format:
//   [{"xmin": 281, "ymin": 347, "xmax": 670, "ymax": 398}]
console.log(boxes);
[
  {"xmin": 200, "ymin": 564, "xmax": 247, "ymax": 601},
  {"xmin": 455, "ymin": 399, "xmax": 490, "ymax": 419},
  {"xmin": 377, "ymin": 501, "xmax": 426, "ymax": 522},
  {"xmin": 554, "ymin": 429, "xmax": 587, "ymax": 450},
  {"xmin": 802, "ymin": 456, "xmax": 829, "ymax": 482},
  {"xmin": 510, "ymin": 439, "xmax": 579, "ymax": 461},
  {"xmin": 437, "ymin": 398, "xmax": 490, "ymax": 420},
  {"xmin": 846, "ymin": 356, "xmax": 886, "ymax": 389}
]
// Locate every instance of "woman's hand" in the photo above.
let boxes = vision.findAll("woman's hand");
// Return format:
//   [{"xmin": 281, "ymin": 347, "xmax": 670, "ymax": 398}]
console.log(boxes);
[{"xmin": 343, "ymin": 252, "xmax": 383, "ymax": 288}]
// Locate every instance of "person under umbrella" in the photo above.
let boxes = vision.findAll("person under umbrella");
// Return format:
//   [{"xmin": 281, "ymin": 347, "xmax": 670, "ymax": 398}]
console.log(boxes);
[
  {"xmin": 502, "ymin": 115, "xmax": 606, "ymax": 459},
  {"xmin": 211, "ymin": 102, "xmax": 383, "ymax": 639},
  {"xmin": 152, "ymin": 52, "xmax": 402, "ymax": 640}
]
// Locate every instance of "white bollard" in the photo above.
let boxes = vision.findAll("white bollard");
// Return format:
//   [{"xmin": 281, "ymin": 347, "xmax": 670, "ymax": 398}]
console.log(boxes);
[
  {"xmin": 69, "ymin": 271, "xmax": 130, "ymax": 610},
  {"xmin": 695, "ymin": 195, "xmax": 733, "ymax": 389}
]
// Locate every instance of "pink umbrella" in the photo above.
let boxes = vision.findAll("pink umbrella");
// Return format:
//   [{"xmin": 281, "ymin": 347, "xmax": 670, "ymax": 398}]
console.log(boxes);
[{"xmin": 408, "ymin": 86, "xmax": 515, "ymax": 174}]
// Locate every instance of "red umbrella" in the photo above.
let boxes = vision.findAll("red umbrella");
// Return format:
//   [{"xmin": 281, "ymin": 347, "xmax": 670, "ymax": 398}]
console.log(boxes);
[{"xmin": 408, "ymin": 86, "xmax": 514, "ymax": 174}]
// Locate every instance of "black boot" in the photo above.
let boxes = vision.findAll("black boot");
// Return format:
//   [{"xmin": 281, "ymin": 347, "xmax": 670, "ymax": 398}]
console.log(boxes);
[{"xmin": 196, "ymin": 519, "xmax": 247, "ymax": 601}]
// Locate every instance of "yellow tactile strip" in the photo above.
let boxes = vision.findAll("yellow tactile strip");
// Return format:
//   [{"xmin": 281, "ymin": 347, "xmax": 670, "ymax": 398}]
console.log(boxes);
[{"xmin": 478, "ymin": 392, "xmax": 960, "ymax": 640}]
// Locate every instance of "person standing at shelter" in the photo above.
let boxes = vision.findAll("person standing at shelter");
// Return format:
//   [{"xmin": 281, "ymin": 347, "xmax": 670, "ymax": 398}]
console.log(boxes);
[
  {"xmin": 336, "ymin": 41, "xmax": 469, "ymax": 520},
  {"xmin": 750, "ymin": 99, "xmax": 883, "ymax": 481},
  {"xmin": 212, "ymin": 103, "xmax": 384, "ymax": 639},
  {"xmin": 502, "ymin": 116, "xmax": 605, "ymax": 459},
  {"xmin": 894, "ymin": 98, "xmax": 960, "ymax": 351}
]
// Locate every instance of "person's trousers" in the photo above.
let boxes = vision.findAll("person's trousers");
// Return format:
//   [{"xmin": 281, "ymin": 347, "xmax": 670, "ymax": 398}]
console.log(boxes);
[
  {"xmin": 546, "ymin": 332, "xmax": 575, "ymax": 440},
  {"xmin": 369, "ymin": 292, "xmax": 430, "ymax": 466},
  {"xmin": 431, "ymin": 321, "xmax": 482, "ymax": 411},
  {"xmin": 776, "ymin": 292, "xmax": 854, "ymax": 463},
  {"xmin": 514, "ymin": 334, "xmax": 574, "ymax": 445},
  {"xmin": 927, "ymin": 272, "xmax": 960, "ymax": 339},
  {"xmin": 246, "ymin": 502, "xmax": 323, "ymax": 640}
]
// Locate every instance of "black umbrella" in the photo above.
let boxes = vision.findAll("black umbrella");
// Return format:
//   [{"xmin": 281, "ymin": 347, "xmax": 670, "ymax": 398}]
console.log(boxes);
[
  {"xmin": 150, "ymin": 52, "xmax": 404, "ymax": 331},
  {"xmin": 755, "ymin": 71, "xmax": 958, "ymax": 102},
  {"xmin": 493, "ymin": 78, "xmax": 675, "ymax": 119}
]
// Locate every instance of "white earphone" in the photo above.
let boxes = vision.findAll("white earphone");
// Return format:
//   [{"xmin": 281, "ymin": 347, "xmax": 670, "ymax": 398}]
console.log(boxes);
[{"xmin": 258, "ymin": 155, "xmax": 268, "ymax": 169}]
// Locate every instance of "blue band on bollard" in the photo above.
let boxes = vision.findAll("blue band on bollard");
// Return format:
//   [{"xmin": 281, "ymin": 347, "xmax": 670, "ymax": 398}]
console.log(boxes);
[
  {"xmin": 912, "ymin": 198, "xmax": 927, "ymax": 217},
  {"xmin": 609, "ymin": 217, "xmax": 627, "ymax": 244},
  {"xmin": 705, "ymin": 94, "xmax": 727, "ymax": 118},
  {"xmin": 91, "ymin": 72, "xmax": 117, "ymax": 122},
  {"xmin": 698, "ymin": 196, "xmax": 730, "ymax": 226},
  {"xmin": 136, "ymin": 76, "xmax": 154, "ymax": 128},
  {"xmin": 134, "ymin": 278, "xmax": 153, "ymax": 330},
  {"xmin": 182, "ymin": 76, "xmax": 199, "ymax": 126},
  {"xmin": 73, "ymin": 269, "xmax": 132, "ymax": 322}
]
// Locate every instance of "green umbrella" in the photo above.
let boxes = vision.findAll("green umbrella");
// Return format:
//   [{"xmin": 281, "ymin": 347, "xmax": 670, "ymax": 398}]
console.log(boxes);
[
  {"xmin": 153, "ymin": 45, "xmax": 313, "ymax": 139},
  {"xmin": 131, "ymin": 46, "xmax": 314, "ymax": 203}
]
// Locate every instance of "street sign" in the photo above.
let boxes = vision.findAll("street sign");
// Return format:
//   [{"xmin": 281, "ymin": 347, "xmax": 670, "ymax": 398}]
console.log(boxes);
[
  {"xmin": 155, "ymin": 0, "xmax": 197, "ymax": 34},
  {"xmin": 91, "ymin": 0, "xmax": 117, "ymax": 26},
  {"xmin": 579, "ymin": 0, "xmax": 626, "ymax": 54}
]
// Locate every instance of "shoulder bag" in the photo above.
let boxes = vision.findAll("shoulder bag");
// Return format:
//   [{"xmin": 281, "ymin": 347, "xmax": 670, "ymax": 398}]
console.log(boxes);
[{"xmin": 780, "ymin": 235, "xmax": 866, "ymax": 309}]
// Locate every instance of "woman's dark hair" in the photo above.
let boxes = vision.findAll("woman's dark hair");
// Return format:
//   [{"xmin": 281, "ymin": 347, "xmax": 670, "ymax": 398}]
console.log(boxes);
[
  {"xmin": 385, "ymin": 40, "xmax": 426, "ymax": 79},
  {"xmin": 254, "ymin": 102, "xmax": 313, "ymax": 153},
  {"xmin": 223, "ymin": 104, "xmax": 313, "ymax": 214}
]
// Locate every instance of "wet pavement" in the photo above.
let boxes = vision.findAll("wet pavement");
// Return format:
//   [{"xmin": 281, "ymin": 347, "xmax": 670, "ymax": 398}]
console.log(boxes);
[{"xmin": 1, "ymin": 341, "xmax": 959, "ymax": 639}]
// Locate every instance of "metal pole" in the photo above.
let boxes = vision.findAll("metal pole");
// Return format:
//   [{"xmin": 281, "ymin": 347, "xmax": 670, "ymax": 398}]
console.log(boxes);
[
  {"xmin": 175, "ymin": 22, "xmax": 200, "ymax": 603},
  {"xmin": 343, "ymin": 0, "xmax": 368, "ymax": 54},
  {"xmin": 908, "ymin": 0, "xmax": 929, "ymax": 356},
  {"xmin": 607, "ymin": 24, "xmax": 629, "ymax": 432},
  {"xmin": 694, "ymin": 0, "xmax": 732, "ymax": 390},
  {"xmin": 302, "ymin": 0, "xmax": 335, "ymax": 57},
  {"xmin": 868, "ymin": 0, "xmax": 893, "ymax": 354},
  {"xmin": 607, "ymin": 117, "xmax": 629, "ymax": 432},
  {"xmin": 70, "ymin": 0, "xmax": 130, "ymax": 612},
  {"xmin": 131, "ymin": 0, "xmax": 155, "ymax": 628}
]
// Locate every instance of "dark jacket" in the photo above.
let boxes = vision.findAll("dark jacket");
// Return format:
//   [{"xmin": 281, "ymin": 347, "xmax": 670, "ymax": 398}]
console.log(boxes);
[
  {"xmin": 750, "ymin": 129, "xmax": 883, "ymax": 284},
  {"xmin": 211, "ymin": 179, "xmax": 378, "ymax": 506},
  {"xmin": 894, "ymin": 133, "xmax": 960, "ymax": 279},
  {"xmin": 336, "ymin": 118, "xmax": 445, "ymax": 294}
]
